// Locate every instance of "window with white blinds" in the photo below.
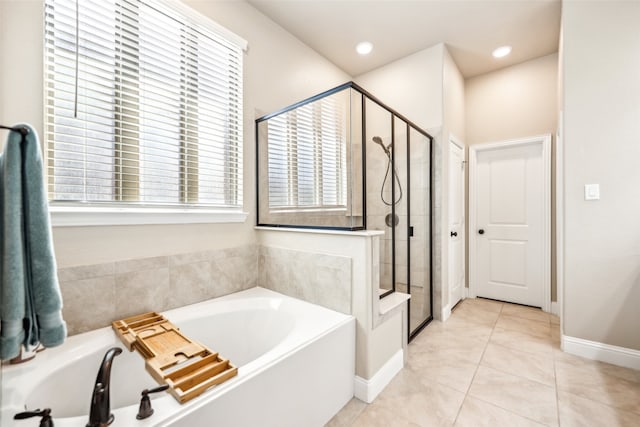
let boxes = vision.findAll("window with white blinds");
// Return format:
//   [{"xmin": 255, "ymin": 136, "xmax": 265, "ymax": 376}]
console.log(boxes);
[
  {"xmin": 44, "ymin": 0, "xmax": 243, "ymax": 209},
  {"xmin": 267, "ymin": 94, "xmax": 347, "ymax": 209}
]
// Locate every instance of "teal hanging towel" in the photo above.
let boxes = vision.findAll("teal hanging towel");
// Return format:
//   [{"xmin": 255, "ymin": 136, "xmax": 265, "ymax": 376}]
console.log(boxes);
[{"xmin": 0, "ymin": 124, "xmax": 66, "ymax": 360}]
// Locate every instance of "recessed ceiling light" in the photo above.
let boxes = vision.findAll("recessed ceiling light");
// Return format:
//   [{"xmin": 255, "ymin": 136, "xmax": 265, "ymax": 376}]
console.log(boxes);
[
  {"xmin": 356, "ymin": 41, "xmax": 373, "ymax": 55},
  {"xmin": 492, "ymin": 45, "xmax": 512, "ymax": 58}
]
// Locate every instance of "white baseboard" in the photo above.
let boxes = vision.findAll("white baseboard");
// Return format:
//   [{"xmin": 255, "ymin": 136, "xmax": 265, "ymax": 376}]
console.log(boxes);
[
  {"xmin": 354, "ymin": 349, "xmax": 403, "ymax": 403},
  {"xmin": 562, "ymin": 335, "xmax": 640, "ymax": 370},
  {"xmin": 550, "ymin": 301, "xmax": 559, "ymax": 316},
  {"xmin": 441, "ymin": 304, "xmax": 452, "ymax": 322}
]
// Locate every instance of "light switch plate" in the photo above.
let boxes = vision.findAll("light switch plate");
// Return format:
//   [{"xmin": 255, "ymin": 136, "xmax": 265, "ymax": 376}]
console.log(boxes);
[{"xmin": 584, "ymin": 184, "xmax": 600, "ymax": 200}]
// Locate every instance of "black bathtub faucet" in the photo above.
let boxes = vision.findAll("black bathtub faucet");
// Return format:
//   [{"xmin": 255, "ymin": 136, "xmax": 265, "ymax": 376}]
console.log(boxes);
[{"xmin": 86, "ymin": 347, "xmax": 122, "ymax": 427}]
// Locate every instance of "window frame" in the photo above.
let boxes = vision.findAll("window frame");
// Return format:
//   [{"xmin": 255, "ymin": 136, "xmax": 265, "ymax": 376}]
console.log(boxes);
[
  {"xmin": 265, "ymin": 92, "xmax": 348, "ymax": 212},
  {"xmin": 44, "ymin": 0, "xmax": 248, "ymax": 226}
]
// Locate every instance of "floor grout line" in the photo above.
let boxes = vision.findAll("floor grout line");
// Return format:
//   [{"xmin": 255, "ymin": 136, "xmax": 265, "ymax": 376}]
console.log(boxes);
[
  {"xmin": 330, "ymin": 298, "xmax": 635, "ymax": 427},
  {"xmin": 554, "ymin": 343, "xmax": 562, "ymax": 426},
  {"xmin": 451, "ymin": 301, "xmax": 503, "ymax": 425}
]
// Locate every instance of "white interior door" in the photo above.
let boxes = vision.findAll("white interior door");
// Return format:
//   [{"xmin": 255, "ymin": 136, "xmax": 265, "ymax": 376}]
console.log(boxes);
[
  {"xmin": 471, "ymin": 136, "xmax": 550, "ymax": 308},
  {"xmin": 449, "ymin": 140, "xmax": 465, "ymax": 308}
]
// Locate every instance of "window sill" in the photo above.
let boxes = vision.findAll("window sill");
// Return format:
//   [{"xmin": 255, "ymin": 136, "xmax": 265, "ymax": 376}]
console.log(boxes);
[{"xmin": 49, "ymin": 206, "xmax": 249, "ymax": 227}]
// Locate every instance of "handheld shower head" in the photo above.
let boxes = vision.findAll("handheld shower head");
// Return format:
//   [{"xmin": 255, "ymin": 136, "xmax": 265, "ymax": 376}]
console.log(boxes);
[{"xmin": 372, "ymin": 136, "xmax": 391, "ymax": 157}]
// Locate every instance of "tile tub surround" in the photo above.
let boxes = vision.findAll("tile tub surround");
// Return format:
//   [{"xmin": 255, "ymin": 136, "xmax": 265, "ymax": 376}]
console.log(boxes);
[
  {"xmin": 58, "ymin": 245, "xmax": 258, "ymax": 335},
  {"xmin": 327, "ymin": 298, "xmax": 640, "ymax": 427},
  {"xmin": 258, "ymin": 245, "xmax": 352, "ymax": 315},
  {"xmin": 58, "ymin": 243, "xmax": 351, "ymax": 336}
]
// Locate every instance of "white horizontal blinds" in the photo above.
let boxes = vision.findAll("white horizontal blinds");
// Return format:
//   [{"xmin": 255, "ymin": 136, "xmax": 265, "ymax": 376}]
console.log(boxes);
[
  {"xmin": 267, "ymin": 92, "xmax": 347, "ymax": 208},
  {"xmin": 136, "ymin": 1, "xmax": 182, "ymax": 203},
  {"xmin": 44, "ymin": 0, "xmax": 243, "ymax": 207},
  {"xmin": 267, "ymin": 114, "xmax": 291, "ymax": 207},
  {"xmin": 44, "ymin": 0, "xmax": 118, "ymax": 201}
]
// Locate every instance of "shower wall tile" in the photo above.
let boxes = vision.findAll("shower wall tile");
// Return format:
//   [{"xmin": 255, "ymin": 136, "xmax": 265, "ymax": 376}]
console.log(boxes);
[
  {"xmin": 396, "ymin": 265, "xmax": 408, "ymax": 284},
  {"xmin": 410, "ymin": 161, "xmax": 430, "ymax": 190},
  {"xmin": 431, "ymin": 133, "xmax": 444, "ymax": 319},
  {"xmin": 57, "ymin": 244, "xmax": 258, "ymax": 336},
  {"xmin": 410, "ymin": 273, "xmax": 427, "ymax": 289},
  {"xmin": 367, "ymin": 214, "xmax": 386, "ymax": 231},
  {"xmin": 410, "ymin": 239, "xmax": 428, "ymax": 270}
]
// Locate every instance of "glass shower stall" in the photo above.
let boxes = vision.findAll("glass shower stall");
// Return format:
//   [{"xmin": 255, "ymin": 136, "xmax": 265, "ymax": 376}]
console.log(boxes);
[{"xmin": 256, "ymin": 82, "xmax": 433, "ymax": 340}]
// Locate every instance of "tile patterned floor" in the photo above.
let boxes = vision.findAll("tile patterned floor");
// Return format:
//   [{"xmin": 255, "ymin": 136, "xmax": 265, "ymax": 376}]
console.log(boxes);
[{"xmin": 327, "ymin": 298, "xmax": 640, "ymax": 427}]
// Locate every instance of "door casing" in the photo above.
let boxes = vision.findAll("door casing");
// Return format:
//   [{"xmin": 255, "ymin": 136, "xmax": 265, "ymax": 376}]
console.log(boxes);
[
  {"xmin": 448, "ymin": 136, "xmax": 466, "ymax": 310},
  {"xmin": 469, "ymin": 134, "xmax": 551, "ymax": 312}
]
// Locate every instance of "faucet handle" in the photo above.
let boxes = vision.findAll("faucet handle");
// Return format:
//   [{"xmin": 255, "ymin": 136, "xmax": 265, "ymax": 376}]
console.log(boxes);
[
  {"xmin": 145, "ymin": 384, "xmax": 170, "ymax": 395},
  {"xmin": 14, "ymin": 408, "xmax": 54, "ymax": 427},
  {"xmin": 136, "ymin": 384, "xmax": 169, "ymax": 420}
]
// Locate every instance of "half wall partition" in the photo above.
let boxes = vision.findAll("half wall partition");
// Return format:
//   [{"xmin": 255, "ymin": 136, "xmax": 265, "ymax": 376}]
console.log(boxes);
[{"xmin": 256, "ymin": 82, "xmax": 433, "ymax": 339}]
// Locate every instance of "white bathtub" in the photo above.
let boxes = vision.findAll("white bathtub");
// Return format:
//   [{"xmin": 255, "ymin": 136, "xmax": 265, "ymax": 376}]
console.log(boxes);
[{"xmin": 1, "ymin": 287, "xmax": 355, "ymax": 426}]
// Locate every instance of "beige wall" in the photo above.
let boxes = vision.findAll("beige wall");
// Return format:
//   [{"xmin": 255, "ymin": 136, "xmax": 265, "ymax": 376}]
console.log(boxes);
[
  {"xmin": 355, "ymin": 44, "xmax": 444, "ymax": 131},
  {"xmin": 561, "ymin": 1, "xmax": 640, "ymax": 350},
  {"xmin": 0, "ymin": 0, "xmax": 350, "ymax": 267},
  {"xmin": 443, "ymin": 49, "xmax": 466, "ymax": 143},
  {"xmin": 0, "ymin": 1, "xmax": 44, "ymax": 149},
  {"xmin": 465, "ymin": 53, "xmax": 558, "ymax": 301},
  {"xmin": 441, "ymin": 47, "xmax": 466, "ymax": 313},
  {"xmin": 466, "ymin": 53, "xmax": 559, "ymax": 145}
]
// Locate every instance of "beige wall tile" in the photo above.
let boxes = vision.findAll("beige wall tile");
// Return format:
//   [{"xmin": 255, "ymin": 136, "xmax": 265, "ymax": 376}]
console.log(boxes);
[
  {"xmin": 168, "ymin": 251, "xmax": 210, "ymax": 267},
  {"xmin": 59, "ymin": 245, "xmax": 261, "ymax": 335},
  {"xmin": 57, "ymin": 262, "xmax": 115, "ymax": 282},
  {"xmin": 114, "ymin": 268, "xmax": 170, "ymax": 318},
  {"xmin": 60, "ymin": 276, "xmax": 116, "ymax": 335},
  {"xmin": 260, "ymin": 245, "xmax": 351, "ymax": 314},
  {"xmin": 211, "ymin": 255, "xmax": 258, "ymax": 297},
  {"xmin": 169, "ymin": 261, "xmax": 212, "ymax": 308},
  {"xmin": 115, "ymin": 256, "xmax": 168, "ymax": 274}
]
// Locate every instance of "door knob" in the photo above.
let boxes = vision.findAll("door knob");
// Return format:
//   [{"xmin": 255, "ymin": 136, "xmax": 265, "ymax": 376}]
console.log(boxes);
[
  {"xmin": 450, "ymin": 231, "xmax": 457, "ymax": 237},
  {"xmin": 478, "ymin": 229, "xmax": 485, "ymax": 235}
]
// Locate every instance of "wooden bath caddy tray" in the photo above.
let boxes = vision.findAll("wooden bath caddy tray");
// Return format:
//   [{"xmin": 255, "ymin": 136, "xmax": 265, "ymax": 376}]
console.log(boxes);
[{"xmin": 112, "ymin": 312, "xmax": 237, "ymax": 403}]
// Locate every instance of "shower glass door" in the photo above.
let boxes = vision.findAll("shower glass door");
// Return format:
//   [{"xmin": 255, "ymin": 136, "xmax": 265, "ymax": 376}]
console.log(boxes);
[
  {"xmin": 408, "ymin": 127, "xmax": 432, "ymax": 335},
  {"xmin": 365, "ymin": 98, "xmax": 394, "ymax": 295},
  {"xmin": 364, "ymin": 99, "xmax": 432, "ymax": 339}
]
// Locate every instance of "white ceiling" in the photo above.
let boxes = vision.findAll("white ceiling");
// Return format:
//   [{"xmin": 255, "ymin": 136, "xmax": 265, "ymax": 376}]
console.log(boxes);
[{"xmin": 247, "ymin": 0, "xmax": 562, "ymax": 78}]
